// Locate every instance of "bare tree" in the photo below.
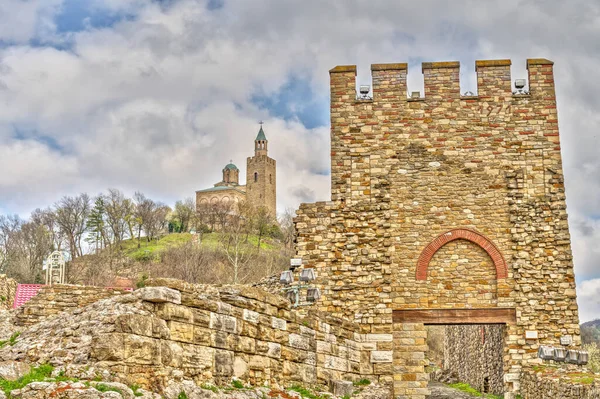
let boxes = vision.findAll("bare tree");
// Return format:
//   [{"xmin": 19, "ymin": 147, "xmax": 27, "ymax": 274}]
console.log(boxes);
[
  {"xmin": 30, "ymin": 208, "xmax": 62, "ymax": 251},
  {"xmin": 104, "ymin": 189, "xmax": 133, "ymax": 247},
  {"xmin": 0, "ymin": 215, "xmax": 21, "ymax": 274},
  {"xmin": 219, "ymin": 202, "xmax": 254, "ymax": 284},
  {"xmin": 213, "ymin": 201, "xmax": 234, "ymax": 231},
  {"xmin": 0, "ymin": 214, "xmax": 52, "ymax": 283},
  {"xmin": 133, "ymin": 192, "xmax": 154, "ymax": 246},
  {"xmin": 254, "ymin": 206, "xmax": 275, "ymax": 249},
  {"xmin": 279, "ymin": 207, "xmax": 296, "ymax": 250},
  {"xmin": 54, "ymin": 194, "xmax": 91, "ymax": 259}
]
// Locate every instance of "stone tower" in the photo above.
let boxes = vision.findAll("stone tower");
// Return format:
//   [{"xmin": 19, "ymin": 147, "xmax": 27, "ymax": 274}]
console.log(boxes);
[
  {"xmin": 246, "ymin": 126, "xmax": 276, "ymax": 216},
  {"xmin": 294, "ymin": 59, "xmax": 580, "ymax": 399}
]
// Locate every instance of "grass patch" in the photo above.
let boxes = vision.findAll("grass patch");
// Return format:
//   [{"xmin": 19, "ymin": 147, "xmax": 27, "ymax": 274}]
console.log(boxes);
[
  {"xmin": 122, "ymin": 233, "xmax": 193, "ymax": 261},
  {"xmin": 231, "ymin": 380, "xmax": 244, "ymax": 389},
  {"xmin": 130, "ymin": 384, "xmax": 144, "ymax": 397},
  {"xmin": 200, "ymin": 383, "xmax": 218, "ymax": 393},
  {"xmin": 0, "ymin": 364, "xmax": 54, "ymax": 396},
  {"xmin": 95, "ymin": 384, "xmax": 122, "ymax": 395},
  {"xmin": 447, "ymin": 382, "xmax": 503, "ymax": 398},
  {"xmin": 0, "ymin": 332, "xmax": 21, "ymax": 348},
  {"xmin": 353, "ymin": 379, "xmax": 371, "ymax": 386},
  {"xmin": 119, "ymin": 232, "xmax": 276, "ymax": 262},
  {"xmin": 288, "ymin": 385, "xmax": 329, "ymax": 399},
  {"xmin": 177, "ymin": 391, "xmax": 188, "ymax": 399}
]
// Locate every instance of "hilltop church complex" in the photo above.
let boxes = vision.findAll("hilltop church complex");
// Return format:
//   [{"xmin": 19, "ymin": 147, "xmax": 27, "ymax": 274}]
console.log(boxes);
[{"xmin": 195, "ymin": 126, "xmax": 277, "ymax": 216}]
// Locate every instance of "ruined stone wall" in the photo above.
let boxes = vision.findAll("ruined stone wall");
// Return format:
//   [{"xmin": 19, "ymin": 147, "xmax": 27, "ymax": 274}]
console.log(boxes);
[
  {"xmin": 14, "ymin": 284, "xmax": 130, "ymax": 326},
  {"xmin": 294, "ymin": 58, "xmax": 580, "ymax": 399},
  {"xmin": 0, "ymin": 275, "xmax": 17, "ymax": 310},
  {"xmin": 86, "ymin": 279, "xmax": 386, "ymax": 390},
  {"xmin": 443, "ymin": 325, "xmax": 505, "ymax": 396},
  {"xmin": 520, "ymin": 368, "xmax": 600, "ymax": 399}
]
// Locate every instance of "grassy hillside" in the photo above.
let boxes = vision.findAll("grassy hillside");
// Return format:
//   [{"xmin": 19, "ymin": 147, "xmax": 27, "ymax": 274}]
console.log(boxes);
[{"xmin": 121, "ymin": 232, "xmax": 277, "ymax": 262}]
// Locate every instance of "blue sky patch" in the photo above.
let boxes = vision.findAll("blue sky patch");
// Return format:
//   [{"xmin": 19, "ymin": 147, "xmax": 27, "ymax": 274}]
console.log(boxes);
[
  {"xmin": 251, "ymin": 75, "xmax": 329, "ymax": 129},
  {"xmin": 55, "ymin": 0, "xmax": 132, "ymax": 34},
  {"xmin": 207, "ymin": 0, "xmax": 225, "ymax": 10}
]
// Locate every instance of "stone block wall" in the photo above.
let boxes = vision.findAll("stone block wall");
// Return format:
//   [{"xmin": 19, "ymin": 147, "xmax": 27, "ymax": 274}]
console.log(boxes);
[
  {"xmin": 0, "ymin": 275, "xmax": 17, "ymax": 310},
  {"xmin": 294, "ymin": 58, "xmax": 581, "ymax": 398},
  {"xmin": 443, "ymin": 325, "xmax": 505, "ymax": 396},
  {"xmin": 91, "ymin": 278, "xmax": 391, "ymax": 390},
  {"xmin": 14, "ymin": 284, "xmax": 130, "ymax": 326},
  {"xmin": 520, "ymin": 368, "xmax": 600, "ymax": 399}
]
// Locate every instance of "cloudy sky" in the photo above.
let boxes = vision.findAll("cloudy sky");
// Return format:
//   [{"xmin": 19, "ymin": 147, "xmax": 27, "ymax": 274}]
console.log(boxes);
[{"xmin": 1, "ymin": 0, "xmax": 600, "ymax": 320}]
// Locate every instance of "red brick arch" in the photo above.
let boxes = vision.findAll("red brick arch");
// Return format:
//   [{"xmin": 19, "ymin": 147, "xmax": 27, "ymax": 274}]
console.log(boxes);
[{"xmin": 416, "ymin": 228, "xmax": 507, "ymax": 281}]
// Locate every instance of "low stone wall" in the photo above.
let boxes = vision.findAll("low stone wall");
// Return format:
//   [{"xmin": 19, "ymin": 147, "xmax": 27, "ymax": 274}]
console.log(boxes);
[
  {"xmin": 520, "ymin": 368, "xmax": 600, "ymax": 399},
  {"xmin": 0, "ymin": 275, "xmax": 17, "ymax": 310},
  {"xmin": 14, "ymin": 284, "xmax": 130, "ymax": 326},
  {"xmin": 97, "ymin": 278, "xmax": 378, "ymax": 389},
  {"xmin": 443, "ymin": 325, "xmax": 505, "ymax": 396},
  {"xmin": 0, "ymin": 279, "xmax": 394, "ymax": 394}
]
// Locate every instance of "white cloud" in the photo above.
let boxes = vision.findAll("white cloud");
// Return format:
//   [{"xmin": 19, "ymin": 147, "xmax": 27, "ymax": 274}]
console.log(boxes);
[
  {"xmin": 1, "ymin": 0, "xmax": 600, "ymax": 310},
  {"xmin": 0, "ymin": 0, "xmax": 63, "ymax": 44},
  {"xmin": 578, "ymin": 278, "xmax": 600, "ymax": 323}
]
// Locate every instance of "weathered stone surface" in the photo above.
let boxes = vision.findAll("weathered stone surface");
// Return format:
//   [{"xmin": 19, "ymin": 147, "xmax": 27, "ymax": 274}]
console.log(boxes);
[
  {"xmin": 0, "ymin": 361, "xmax": 29, "ymax": 381},
  {"xmin": 138, "ymin": 287, "xmax": 181, "ymax": 304},
  {"xmin": 329, "ymin": 380, "xmax": 353, "ymax": 397}
]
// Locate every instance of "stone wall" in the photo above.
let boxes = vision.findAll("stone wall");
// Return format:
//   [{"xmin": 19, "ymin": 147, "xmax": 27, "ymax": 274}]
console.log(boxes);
[
  {"xmin": 0, "ymin": 275, "xmax": 17, "ymax": 310},
  {"xmin": 443, "ymin": 325, "xmax": 505, "ymax": 396},
  {"xmin": 294, "ymin": 59, "xmax": 581, "ymax": 398},
  {"xmin": 14, "ymin": 284, "xmax": 130, "ymax": 326},
  {"xmin": 101, "ymin": 278, "xmax": 386, "ymax": 389},
  {"xmin": 520, "ymin": 368, "xmax": 600, "ymax": 399}
]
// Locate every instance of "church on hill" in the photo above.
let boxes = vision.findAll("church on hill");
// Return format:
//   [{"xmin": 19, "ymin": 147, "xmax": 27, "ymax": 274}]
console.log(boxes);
[{"xmin": 195, "ymin": 125, "xmax": 277, "ymax": 216}]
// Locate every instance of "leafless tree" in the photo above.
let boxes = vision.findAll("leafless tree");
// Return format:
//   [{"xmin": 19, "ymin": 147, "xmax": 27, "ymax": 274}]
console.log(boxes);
[
  {"xmin": 219, "ymin": 202, "xmax": 253, "ymax": 284},
  {"xmin": 0, "ymin": 215, "xmax": 21, "ymax": 274},
  {"xmin": 54, "ymin": 194, "xmax": 91, "ymax": 259},
  {"xmin": 278, "ymin": 207, "xmax": 296, "ymax": 250},
  {"xmin": 254, "ymin": 206, "xmax": 275, "ymax": 249},
  {"xmin": 104, "ymin": 189, "xmax": 133, "ymax": 247},
  {"xmin": 30, "ymin": 208, "xmax": 62, "ymax": 251},
  {"xmin": 0, "ymin": 214, "xmax": 52, "ymax": 283}
]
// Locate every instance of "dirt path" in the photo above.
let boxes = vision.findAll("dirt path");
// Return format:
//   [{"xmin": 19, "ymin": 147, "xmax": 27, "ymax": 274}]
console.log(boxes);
[{"xmin": 427, "ymin": 382, "xmax": 482, "ymax": 398}]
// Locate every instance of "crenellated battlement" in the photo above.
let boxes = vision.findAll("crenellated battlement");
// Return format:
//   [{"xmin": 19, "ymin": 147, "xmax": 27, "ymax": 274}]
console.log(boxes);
[{"xmin": 330, "ymin": 58, "xmax": 555, "ymax": 102}]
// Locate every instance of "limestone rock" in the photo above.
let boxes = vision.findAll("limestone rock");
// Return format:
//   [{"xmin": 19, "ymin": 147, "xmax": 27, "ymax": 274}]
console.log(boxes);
[
  {"xmin": 138, "ymin": 287, "xmax": 181, "ymax": 304},
  {"xmin": 0, "ymin": 361, "xmax": 29, "ymax": 381},
  {"xmin": 329, "ymin": 380, "xmax": 353, "ymax": 397}
]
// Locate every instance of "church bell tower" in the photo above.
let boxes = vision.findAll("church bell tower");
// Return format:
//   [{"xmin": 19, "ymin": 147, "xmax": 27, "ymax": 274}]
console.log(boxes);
[{"xmin": 246, "ymin": 125, "xmax": 276, "ymax": 216}]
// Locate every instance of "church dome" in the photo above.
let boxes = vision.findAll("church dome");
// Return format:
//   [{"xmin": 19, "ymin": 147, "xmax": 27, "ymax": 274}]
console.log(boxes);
[{"xmin": 224, "ymin": 163, "xmax": 239, "ymax": 171}]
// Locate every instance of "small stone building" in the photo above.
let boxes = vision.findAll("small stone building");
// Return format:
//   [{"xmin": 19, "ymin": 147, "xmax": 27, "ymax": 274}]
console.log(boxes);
[
  {"xmin": 196, "ymin": 126, "xmax": 277, "ymax": 216},
  {"xmin": 294, "ymin": 59, "xmax": 580, "ymax": 399}
]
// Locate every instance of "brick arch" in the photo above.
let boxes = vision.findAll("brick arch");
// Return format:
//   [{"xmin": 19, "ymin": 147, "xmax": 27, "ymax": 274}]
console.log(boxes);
[{"xmin": 416, "ymin": 228, "xmax": 507, "ymax": 281}]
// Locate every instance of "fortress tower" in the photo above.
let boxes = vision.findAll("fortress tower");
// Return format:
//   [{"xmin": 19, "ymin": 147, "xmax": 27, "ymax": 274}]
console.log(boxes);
[
  {"xmin": 246, "ymin": 126, "xmax": 277, "ymax": 216},
  {"xmin": 294, "ymin": 59, "xmax": 580, "ymax": 399}
]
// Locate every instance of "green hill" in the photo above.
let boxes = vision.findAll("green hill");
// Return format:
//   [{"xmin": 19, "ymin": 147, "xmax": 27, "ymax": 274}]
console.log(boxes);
[{"xmin": 120, "ymin": 232, "xmax": 277, "ymax": 262}]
